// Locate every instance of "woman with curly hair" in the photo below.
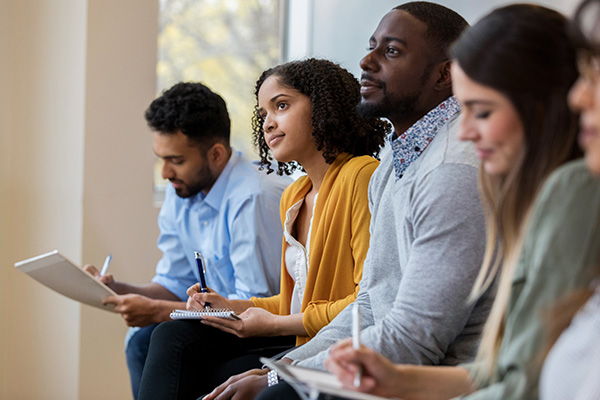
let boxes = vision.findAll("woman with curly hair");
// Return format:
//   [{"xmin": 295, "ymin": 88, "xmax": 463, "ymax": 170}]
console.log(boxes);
[{"xmin": 137, "ymin": 58, "xmax": 389, "ymax": 400}]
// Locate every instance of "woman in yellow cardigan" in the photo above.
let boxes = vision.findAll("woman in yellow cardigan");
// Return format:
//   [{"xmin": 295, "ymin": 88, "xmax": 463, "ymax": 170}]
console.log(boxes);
[
  {"xmin": 137, "ymin": 58, "xmax": 390, "ymax": 400},
  {"xmin": 191, "ymin": 59, "xmax": 389, "ymax": 343}
]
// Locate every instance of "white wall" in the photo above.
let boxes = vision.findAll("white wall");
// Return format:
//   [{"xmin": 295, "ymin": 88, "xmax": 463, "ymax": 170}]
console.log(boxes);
[
  {"xmin": 0, "ymin": 1, "xmax": 159, "ymax": 399},
  {"xmin": 1, "ymin": 1, "xmax": 87, "ymax": 398}
]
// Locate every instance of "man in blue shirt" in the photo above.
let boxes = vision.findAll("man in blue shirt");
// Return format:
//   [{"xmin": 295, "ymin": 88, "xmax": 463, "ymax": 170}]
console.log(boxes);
[{"xmin": 85, "ymin": 82, "xmax": 289, "ymax": 398}]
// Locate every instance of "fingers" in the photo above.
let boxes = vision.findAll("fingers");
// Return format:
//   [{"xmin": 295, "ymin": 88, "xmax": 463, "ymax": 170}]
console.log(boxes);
[
  {"xmin": 187, "ymin": 296, "xmax": 205, "ymax": 311},
  {"xmin": 200, "ymin": 317, "xmax": 243, "ymax": 337},
  {"xmin": 204, "ymin": 370, "xmax": 261, "ymax": 400},
  {"xmin": 98, "ymin": 274, "xmax": 114, "ymax": 285},
  {"xmin": 103, "ymin": 295, "xmax": 120, "ymax": 306},
  {"xmin": 186, "ymin": 283, "xmax": 202, "ymax": 296},
  {"xmin": 83, "ymin": 264, "xmax": 99, "ymax": 276},
  {"xmin": 193, "ymin": 292, "xmax": 228, "ymax": 309}
]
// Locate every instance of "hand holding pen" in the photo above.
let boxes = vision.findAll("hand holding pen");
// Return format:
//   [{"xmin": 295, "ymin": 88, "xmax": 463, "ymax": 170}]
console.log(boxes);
[{"xmin": 83, "ymin": 253, "xmax": 115, "ymax": 288}]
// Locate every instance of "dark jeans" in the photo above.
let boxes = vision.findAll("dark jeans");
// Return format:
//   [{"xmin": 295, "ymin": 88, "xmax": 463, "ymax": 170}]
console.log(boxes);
[
  {"xmin": 125, "ymin": 323, "xmax": 159, "ymax": 400},
  {"xmin": 256, "ymin": 381, "xmax": 345, "ymax": 400},
  {"xmin": 137, "ymin": 320, "xmax": 295, "ymax": 400}
]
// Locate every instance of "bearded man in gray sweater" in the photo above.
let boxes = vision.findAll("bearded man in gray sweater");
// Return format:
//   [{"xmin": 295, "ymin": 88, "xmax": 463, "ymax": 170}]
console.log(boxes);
[{"xmin": 204, "ymin": 3, "xmax": 495, "ymax": 399}]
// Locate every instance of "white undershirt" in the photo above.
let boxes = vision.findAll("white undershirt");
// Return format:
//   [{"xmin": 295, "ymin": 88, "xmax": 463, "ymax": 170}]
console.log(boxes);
[{"xmin": 283, "ymin": 193, "xmax": 319, "ymax": 315}]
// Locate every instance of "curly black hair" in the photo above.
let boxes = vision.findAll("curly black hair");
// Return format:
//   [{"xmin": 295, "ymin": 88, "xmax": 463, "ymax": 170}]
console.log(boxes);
[
  {"xmin": 145, "ymin": 82, "xmax": 231, "ymax": 148},
  {"xmin": 252, "ymin": 58, "xmax": 390, "ymax": 175}
]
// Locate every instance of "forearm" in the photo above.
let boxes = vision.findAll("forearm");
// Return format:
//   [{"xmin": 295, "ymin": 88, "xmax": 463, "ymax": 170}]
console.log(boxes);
[
  {"xmin": 112, "ymin": 281, "xmax": 180, "ymax": 301},
  {"xmin": 153, "ymin": 299, "xmax": 188, "ymax": 322},
  {"xmin": 228, "ymin": 299, "xmax": 254, "ymax": 315},
  {"xmin": 271, "ymin": 313, "xmax": 307, "ymax": 336},
  {"xmin": 395, "ymin": 365, "xmax": 475, "ymax": 400}
]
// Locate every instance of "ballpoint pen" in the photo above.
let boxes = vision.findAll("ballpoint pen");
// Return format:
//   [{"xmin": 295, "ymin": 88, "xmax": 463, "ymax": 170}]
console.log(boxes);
[
  {"xmin": 352, "ymin": 302, "xmax": 362, "ymax": 387},
  {"xmin": 194, "ymin": 251, "xmax": 210, "ymax": 309},
  {"xmin": 100, "ymin": 254, "xmax": 113, "ymax": 276}
]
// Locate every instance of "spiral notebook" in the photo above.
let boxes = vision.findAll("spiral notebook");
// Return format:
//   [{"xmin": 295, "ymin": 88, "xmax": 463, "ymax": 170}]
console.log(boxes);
[
  {"xmin": 170, "ymin": 309, "xmax": 240, "ymax": 321},
  {"xmin": 260, "ymin": 358, "xmax": 388, "ymax": 400}
]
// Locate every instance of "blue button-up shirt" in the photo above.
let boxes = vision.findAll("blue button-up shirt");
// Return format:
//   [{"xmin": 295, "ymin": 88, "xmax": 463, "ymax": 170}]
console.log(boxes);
[{"xmin": 151, "ymin": 151, "xmax": 290, "ymax": 300}]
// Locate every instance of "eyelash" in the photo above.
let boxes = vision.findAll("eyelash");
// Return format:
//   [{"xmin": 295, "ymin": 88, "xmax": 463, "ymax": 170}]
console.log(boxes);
[{"xmin": 475, "ymin": 111, "xmax": 491, "ymax": 119}]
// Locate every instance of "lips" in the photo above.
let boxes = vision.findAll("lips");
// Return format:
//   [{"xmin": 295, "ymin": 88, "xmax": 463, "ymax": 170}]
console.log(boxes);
[
  {"xmin": 360, "ymin": 74, "xmax": 384, "ymax": 96},
  {"xmin": 475, "ymin": 148, "xmax": 493, "ymax": 160},
  {"xmin": 266, "ymin": 133, "xmax": 285, "ymax": 147},
  {"xmin": 170, "ymin": 179, "xmax": 184, "ymax": 189},
  {"xmin": 579, "ymin": 125, "xmax": 598, "ymax": 150}
]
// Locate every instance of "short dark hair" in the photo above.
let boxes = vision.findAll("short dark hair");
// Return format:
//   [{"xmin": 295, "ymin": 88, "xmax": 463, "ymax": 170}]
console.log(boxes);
[
  {"xmin": 144, "ymin": 82, "xmax": 231, "ymax": 148},
  {"xmin": 394, "ymin": 1, "xmax": 469, "ymax": 61},
  {"xmin": 252, "ymin": 58, "xmax": 390, "ymax": 175}
]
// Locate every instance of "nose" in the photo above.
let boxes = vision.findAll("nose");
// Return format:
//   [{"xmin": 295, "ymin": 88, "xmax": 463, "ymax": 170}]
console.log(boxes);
[
  {"xmin": 568, "ymin": 77, "xmax": 594, "ymax": 113},
  {"xmin": 457, "ymin": 114, "xmax": 478, "ymax": 143},
  {"xmin": 263, "ymin": 113, "xmax": 276, "ymax": 134},
  {"xmin": 360, "ymin": 48, "xmax": 378, "ymax": 73},
  {"xmin": 161, "ymin": 161, "xmax": 174, "ymax": 180}
]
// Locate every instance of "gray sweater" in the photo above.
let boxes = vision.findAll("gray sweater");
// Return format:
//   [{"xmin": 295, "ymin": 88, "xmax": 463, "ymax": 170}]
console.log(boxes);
[{"xmin": 288, "ymin": 114, "xmax": 494, "ymax": 369}]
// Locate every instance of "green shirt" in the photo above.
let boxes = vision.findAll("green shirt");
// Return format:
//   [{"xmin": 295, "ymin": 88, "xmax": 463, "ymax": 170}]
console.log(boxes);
[{"xmin": 459, "ymin": 159, "xmax": 600, "ymax": 400}]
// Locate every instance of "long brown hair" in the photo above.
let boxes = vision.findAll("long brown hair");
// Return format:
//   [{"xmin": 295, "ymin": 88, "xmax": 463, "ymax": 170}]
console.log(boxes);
[{"xmin": 450, "ymin": 4, "xmax": 581, "ymax": 380}]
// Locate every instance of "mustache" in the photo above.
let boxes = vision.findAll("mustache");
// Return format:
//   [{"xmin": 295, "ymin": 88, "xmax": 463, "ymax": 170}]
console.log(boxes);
[{"xmin": 360, "ymin": 73, "xmax": 386, "ymax": 91}]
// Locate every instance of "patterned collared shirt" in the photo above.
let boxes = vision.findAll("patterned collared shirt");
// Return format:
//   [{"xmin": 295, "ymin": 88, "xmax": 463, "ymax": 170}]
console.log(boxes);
[{"xmin": 391, "ymin": 96, "xmax": 461, "ymax": 180}]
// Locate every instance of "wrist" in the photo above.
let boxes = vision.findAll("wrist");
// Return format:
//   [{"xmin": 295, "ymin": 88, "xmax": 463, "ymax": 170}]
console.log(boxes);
[
  {"xmin": 155, "ymin": 299, "xmax": 178, "ymax": 322},
  {"xmin": 267, "ymin": 369, "xmax": 279, "ymax": 387}
]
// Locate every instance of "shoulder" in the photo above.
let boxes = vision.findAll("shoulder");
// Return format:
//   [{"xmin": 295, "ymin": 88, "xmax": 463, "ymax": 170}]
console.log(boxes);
[
  {"xmin": 417, "ymin": 114, "xmax": 479, "ymax": 174},
  {"xmin": 539, "ymin": 158, "xmax": 597, "ymax": 196},
  {"xmin": 338, "ymin": 155, "xmax": 379, "ymax": 182},
  {"xmin": 224, "ymin": 154, "xmax": 291, "ymax": 199},
  {"xmin": 281, "ymin": 175, "xmax": 310, "ymax": 206}
]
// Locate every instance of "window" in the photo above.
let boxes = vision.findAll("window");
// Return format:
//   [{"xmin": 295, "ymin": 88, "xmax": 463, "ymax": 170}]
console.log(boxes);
[{"xmin": 154, "ymin": 0, "xmax": 283, "ymax": 205}]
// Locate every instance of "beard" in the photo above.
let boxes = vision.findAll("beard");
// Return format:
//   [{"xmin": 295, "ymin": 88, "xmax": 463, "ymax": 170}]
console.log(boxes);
[
  {"xmin": 357, "ymin": 92, "xmax": 420, "ymax": 120},
  {"xmin": 172, "ymin": 163, "xmax": 216, "ymax": 198},
  {"xmin": 358, "ymin": 63, "xmax": 433, "ymax": 121}
]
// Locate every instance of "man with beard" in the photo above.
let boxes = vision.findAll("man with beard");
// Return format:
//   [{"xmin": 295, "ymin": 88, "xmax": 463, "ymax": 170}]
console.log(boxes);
[
  {"xmin": 84, "ymin": 82, "xmax": 289, "ymax": 399},
  {"xmin": 203, "ymin": 3, "xmax": 495, "ymax": 400}
]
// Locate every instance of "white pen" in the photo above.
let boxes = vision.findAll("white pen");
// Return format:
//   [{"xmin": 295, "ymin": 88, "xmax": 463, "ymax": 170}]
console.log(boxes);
[
  {"xmin": 100, "ymin": 254, "xmax": 113, "ymax": 276},
  {"xmin": 352, "ymin": 302, "xmax": 362, "ymax": 387}
]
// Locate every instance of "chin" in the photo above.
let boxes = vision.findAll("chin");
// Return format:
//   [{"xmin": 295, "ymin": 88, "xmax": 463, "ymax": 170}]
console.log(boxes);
[{"xmin": 585, "ymin": 152, "xmax": 600, "ymax": 176}]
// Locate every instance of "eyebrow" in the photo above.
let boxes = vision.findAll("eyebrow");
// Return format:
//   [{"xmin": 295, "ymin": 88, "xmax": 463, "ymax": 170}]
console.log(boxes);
[
  {"xmin": 257, "ymin": 93, "xmax": 292, "ymax": 114},
  {"xmin": 153, "ymin": 151, "xmax": 184, "ymax": 160},
  {"xmin": 462, "ymin": 99, "xmax": 497, "ymax": 107},
  {"xmin": 370, "ymin": 35, "xmax": 408, "ymax": 46}
]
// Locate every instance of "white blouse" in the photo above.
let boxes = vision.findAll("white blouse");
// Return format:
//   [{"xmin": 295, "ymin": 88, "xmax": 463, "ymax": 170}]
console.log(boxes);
[
  {"xmin": 540, "ymin": 283, "xmax": 600, "ymax": 400},
  {"xmin": 283, "ymin": 193, "xmax": 318, "ymax": 315}
]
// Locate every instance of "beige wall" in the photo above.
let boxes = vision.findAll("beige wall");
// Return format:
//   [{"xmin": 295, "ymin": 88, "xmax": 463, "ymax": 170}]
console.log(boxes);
[{"xmin": 0, "ymin": 1, "xmax": 159, "ymax": 399}]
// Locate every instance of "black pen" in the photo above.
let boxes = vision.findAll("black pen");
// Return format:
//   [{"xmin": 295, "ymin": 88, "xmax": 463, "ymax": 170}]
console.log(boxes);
[{"xmin": 194, "ymin": 251, "xmax": 211, "ymax": 309}]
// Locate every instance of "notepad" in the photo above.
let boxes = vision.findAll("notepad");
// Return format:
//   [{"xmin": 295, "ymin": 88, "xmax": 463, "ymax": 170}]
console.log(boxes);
[
  {"xmin": 260, "ymin": 358, "xmax": 388, "ymax": 400},
  {"xmin": 14, "ymin": 250, "xmax": 117, "ymax": 311},
  {"xmin": 170, "ymin": 309, "xmax": 240, "ymax": 321}
]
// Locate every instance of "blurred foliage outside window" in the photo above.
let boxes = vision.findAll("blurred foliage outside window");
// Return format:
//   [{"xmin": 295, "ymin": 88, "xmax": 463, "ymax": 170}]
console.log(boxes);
[{"xmin": 154, "ymin": 0, "xmax": 283, "ymax": 204}]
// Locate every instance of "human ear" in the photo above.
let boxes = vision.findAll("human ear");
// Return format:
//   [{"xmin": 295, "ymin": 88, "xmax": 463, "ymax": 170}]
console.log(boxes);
[
  {"xmin": 434, "ymin": 60, "xmax": 453, "ymax": 91},
  {"xmin": 208, "ymin": 142, "xmax": 229, "ymax": 167}
]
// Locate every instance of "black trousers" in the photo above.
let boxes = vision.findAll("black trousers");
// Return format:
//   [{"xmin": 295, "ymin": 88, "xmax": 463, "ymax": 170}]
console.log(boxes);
[
  {"xmin": 256, "ymin": 381, "xmax": 346, "ymax": 400},
  {"xmin": 137, "ymin": 320, "xmax": 295, "ymax": 400}
]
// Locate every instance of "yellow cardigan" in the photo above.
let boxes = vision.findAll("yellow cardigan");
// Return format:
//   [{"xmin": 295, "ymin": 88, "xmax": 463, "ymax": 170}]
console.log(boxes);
[{"xmin": 251, "ymin": 153, "xmax": 377, "ymax": 345}]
